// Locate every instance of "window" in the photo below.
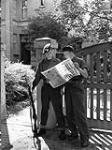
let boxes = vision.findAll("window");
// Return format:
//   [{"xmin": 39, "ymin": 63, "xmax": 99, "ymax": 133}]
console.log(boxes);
[
  {"xmin": 41, "ymin": 0, "xmax": 44, "ymax": 6},
  {"xmin": 22, "ymin": 0, "xmax": 27, "ymax": 8},
  {"xmin": 13, "ymin": 34, "xmax": 17, "ymax": 53},
  {"xmin": 22, "ymin": 0, "xmax": 28, "ymax": 19}
]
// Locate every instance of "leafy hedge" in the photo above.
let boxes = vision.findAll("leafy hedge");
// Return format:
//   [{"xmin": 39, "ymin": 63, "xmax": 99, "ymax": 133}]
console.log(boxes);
[{"xmin": 5, "ymin": 59, "xmax": 35, "ymax": 106}]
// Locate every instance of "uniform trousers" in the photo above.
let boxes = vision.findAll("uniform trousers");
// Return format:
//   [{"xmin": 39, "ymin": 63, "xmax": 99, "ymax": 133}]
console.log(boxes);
[
  {"xmin": 65, "ymin": 84, "xmax": 89, "ymax": 141},
  {"xmin": 40, "ymin": 83, "xmax": 65, "ymax": 129}
]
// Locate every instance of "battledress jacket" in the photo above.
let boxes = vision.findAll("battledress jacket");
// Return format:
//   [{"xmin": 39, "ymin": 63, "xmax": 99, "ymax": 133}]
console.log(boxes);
[
  {"xmin": 32, "ymin": 58, "xmax": 61, "ymax": 88},
  {"xmin": 66, "ymin": 56, "xmax": 88, "ymax": 90}
]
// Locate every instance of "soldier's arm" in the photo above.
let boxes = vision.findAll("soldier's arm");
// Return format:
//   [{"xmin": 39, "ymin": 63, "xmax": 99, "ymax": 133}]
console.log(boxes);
[
  {"xmin": 74, "ymin": 60, "xmax": 88, "ymax": 78},
  {"xmin": 32, "ymin": 63, "xmax": 42, "ymax": 90},
  {"xmin": 78, "ymin": 67, "xmax": 88, "ymax": 78}
]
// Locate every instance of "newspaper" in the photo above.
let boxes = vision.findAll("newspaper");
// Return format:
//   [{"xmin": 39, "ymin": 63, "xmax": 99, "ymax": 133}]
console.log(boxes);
[{"xmin": 41, "ymin": 58, "xmax": 80, "ymax": 88}]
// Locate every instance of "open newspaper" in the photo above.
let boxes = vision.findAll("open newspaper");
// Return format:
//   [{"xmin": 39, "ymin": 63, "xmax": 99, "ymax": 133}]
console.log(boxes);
[{"xmin": 41, "ymin": 58, "xmax": 80, "ymax": 88}]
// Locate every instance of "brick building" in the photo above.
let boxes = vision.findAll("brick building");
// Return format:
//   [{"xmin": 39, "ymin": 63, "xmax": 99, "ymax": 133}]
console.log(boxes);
[{"xmin": 1, "ymin": 0, "xmax": 60, "ymax": 64}]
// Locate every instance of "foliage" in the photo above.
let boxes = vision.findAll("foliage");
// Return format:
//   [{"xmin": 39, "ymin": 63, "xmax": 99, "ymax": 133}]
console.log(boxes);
[
  {"xmin": 59, "ymin": 36, "xmax": 83, "ymax": 51},
  {"xmin": 58, "ymin": 0, "xmax": 112, "ymax": 43},
  {"xmin": 5, "ymin": 59, "xmax": 35, "ymax": 106},
  {"xmin": 28, "ymin": 14, "xmax": 67, "ymax": 47}
]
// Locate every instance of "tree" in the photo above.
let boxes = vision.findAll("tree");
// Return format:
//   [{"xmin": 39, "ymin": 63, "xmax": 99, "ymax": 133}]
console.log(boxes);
[
  {"xmin": 28, "ymin": 14, "xmax": 67, "ymax": 47},
  {"xmin": 58, "ymin": 0, "xmax": 112, "ymax": 43}
]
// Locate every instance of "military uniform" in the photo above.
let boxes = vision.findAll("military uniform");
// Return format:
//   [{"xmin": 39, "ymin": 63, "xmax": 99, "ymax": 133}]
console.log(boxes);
[
  {"xmin": 32, "ymin": 58, "xmax": 65, "ymax": 129},
  {"xmin": 65, "ymin": 56, "xmax": 89, "ymax": 144}
]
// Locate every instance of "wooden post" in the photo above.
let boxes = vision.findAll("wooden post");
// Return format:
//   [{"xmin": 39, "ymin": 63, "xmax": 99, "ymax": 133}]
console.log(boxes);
[
  {"xmin": 1, "ymin": 1, "xmax": 12, "ymax": 148},
  {"xmin": 1, "ymin": 44, "xmax": 7, "ymax": 120},
  {"xmin": 1, "ymin": 43, "xmax": 12, "ymax": 149}
]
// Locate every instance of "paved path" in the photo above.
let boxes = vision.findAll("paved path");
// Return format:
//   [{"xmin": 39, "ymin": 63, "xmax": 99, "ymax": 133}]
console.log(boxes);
[{"xmin": 2, "ymin": 107, "xmax": 112, "ymax": 150}]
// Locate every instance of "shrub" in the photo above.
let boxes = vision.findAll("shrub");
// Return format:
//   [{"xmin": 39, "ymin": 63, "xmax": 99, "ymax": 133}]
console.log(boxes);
[
  {"xmin": 5, "ymin": 59, "xmax": 35, "ymax": 106},
  {"xmin": 28, "ymin": 14, "xmax": 67, "ymax": 48}
]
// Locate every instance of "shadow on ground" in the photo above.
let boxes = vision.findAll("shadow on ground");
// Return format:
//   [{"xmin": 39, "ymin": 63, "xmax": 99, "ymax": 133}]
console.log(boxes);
[
  {"xmin": 39, "ymin": 129, "xmax": 112, "ymax": 150},
  {"xmin": 39, "ymin": 129, "xmax": 96, "ymax": 150},
  {"xmin": 6, "ymin": 107, "xmax": 112, "ymax": 150},
  {"xmin": 10, "ymin": 129, "xmax": 112, "ymax": 150},
  {"xmin": 1, "ymin": 119, "xmax": 13, "ymax": 150}
]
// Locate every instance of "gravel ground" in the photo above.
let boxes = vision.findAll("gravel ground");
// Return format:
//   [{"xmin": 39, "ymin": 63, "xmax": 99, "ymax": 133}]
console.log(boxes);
[{"xmin": 2, "ymin": 107, "xmax": 112, "ymax": 150}]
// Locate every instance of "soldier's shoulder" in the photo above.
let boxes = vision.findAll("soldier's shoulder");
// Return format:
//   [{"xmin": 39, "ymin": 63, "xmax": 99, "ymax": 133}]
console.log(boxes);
[{"xmin": 35, "ymin": 59, "xmax": 45, "ymax": 69}]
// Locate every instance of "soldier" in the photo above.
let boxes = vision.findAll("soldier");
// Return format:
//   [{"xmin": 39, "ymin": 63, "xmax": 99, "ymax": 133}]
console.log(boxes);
[
  {"xmin": 32, "ymin": 43, "xmax": 66, "ymax": 140},
  {"xmin": 62, "ymin": 45, "xmax": 89, "ymax": 147}
]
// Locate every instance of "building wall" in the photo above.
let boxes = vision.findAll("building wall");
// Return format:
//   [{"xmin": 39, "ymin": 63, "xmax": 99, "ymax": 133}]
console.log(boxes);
[
  {"xmin": 27, "ymin": 0, "xmax": 58, "ymax": 18},
  {"xmin": 1, "ymin": 0, "xmax": 60, "ymax": 62}
]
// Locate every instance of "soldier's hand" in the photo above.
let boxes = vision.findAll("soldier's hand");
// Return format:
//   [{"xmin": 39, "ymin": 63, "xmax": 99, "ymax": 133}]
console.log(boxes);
[{"xmin": 74, "ymin": 62, "xmax": 80, "ymax": 69}]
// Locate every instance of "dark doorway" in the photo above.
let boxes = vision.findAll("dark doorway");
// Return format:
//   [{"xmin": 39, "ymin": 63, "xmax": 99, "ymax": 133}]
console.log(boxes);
[{"xmin": 20, "ymin": 35, "xmax": 31, "ymax": 65}]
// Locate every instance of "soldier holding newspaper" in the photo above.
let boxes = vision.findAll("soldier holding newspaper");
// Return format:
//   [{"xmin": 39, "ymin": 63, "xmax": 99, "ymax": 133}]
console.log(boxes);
[
  {"xmin": 32, "ymin": 43, "xmax": 66, "ymax": 140},
  {"xmin": 62, "ymin": 45, "xmax": 89, "ymax": 147},
  {"xmin": 32, "ymin": 42, "xmax": 89, "ymax": 147}
]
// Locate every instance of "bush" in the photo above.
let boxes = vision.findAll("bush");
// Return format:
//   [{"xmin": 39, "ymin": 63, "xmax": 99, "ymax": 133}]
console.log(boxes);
[
  {"xmin": 5, "ymin": 59, "xmax": 35, "ymax": 106},
  {"xmin": 28, "ymin": 14, "xmax": 67, "ymax": 48}
]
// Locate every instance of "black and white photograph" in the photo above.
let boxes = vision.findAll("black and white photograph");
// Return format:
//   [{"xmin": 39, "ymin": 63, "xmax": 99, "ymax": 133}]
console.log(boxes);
[{"xmin": 1, "ymin": 0, "xmax": 112, "ymax": 150}]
